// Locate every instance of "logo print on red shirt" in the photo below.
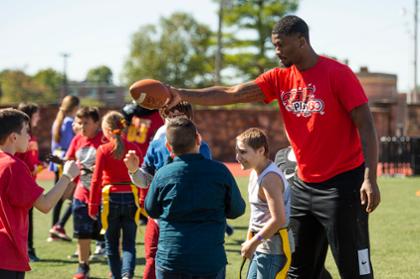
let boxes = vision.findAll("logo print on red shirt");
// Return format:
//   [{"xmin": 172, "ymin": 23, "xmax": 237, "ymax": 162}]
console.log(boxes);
[{"xmin": 280, "ymin": 84, "xmax": 325, "ymax": 117}]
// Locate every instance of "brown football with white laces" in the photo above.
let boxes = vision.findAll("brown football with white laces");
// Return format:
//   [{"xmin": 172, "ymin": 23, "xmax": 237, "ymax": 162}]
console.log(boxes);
[{"xmin": 129, "ymin": 79, "xmax": 170, "ymax": 109}]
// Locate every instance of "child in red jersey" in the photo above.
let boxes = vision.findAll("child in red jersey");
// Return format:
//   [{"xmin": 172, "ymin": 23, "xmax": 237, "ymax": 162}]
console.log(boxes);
[
  {"xmin": 66, "ymin": 107, "xmax": 104, "ymax": 279},
  {"xmin": 121, "ymin": 102, "xmax": 164, "ymax": 225},
  {"xmin": 15, "ymin": 103, "xmax": 43, "ymax": 262},
  {"xmin": 0, "ymin": 108, "xmax": 79, "ymax": 279},
  {"xmin": 88, "ymin": 111, "xmax": 142, "ymax": 279}
]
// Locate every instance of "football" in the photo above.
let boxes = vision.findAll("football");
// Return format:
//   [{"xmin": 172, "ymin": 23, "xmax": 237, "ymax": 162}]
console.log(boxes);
[{"xmin": 129, "ymin": 79, "xmax": 170, "ymax": 110}]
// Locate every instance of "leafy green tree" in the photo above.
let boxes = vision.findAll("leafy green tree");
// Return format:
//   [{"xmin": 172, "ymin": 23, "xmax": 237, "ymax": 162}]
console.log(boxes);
[
  {"xmin": 86, "ymin": 65, "xmax": 113, "ymax": 84},
  {"xmin": 122, "ymin": 12, "xmax": 215, "ymax": 88},
  {"xmin": 221, "ymin": 0, "xmax": 298, "ymax": 81},
  {"xmin": 0, "ymin": 68, "xmax": 65, "ymax": 104},
  {"xmin": 0, "ymin": 70, "xmax": 44, "ymax": 104},
  {"xmin": 32, "ymin": 68, "xmax": 63, "ymax": 102}
]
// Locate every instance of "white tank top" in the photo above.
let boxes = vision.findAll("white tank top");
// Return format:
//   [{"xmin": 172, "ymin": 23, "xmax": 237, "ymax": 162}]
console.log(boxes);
[{"xmin": 248, "ymin": 162, "xmax": 291, "ymax": 254}]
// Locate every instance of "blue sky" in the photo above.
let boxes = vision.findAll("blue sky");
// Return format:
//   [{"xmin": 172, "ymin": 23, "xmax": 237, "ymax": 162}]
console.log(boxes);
[{"xmin": 0, "ymin": 0, "xmax": 415, "ymax": 92}]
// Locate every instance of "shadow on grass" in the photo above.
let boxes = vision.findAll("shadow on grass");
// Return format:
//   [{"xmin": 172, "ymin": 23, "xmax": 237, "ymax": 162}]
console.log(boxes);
[
  {"xmin": 136, "ymin": 257, "xmax": 146, "ymax": 265},
  {"xmin": 37, "ymin": 257, "xmax": 145, "ymax": 266},
  {"xmin": 232, "ymin": 226, "xmax": 248, "ymax": 231},
  {"xmin": 37, "ymin": 259, "xmax": 77, "ymax": 264},
  {"xmin": 225, "ymin": 239, "xmax": 243, "ymax": 246},
  {"xmin": 226, "ymin": 248, "xmax": 241, "ymax": 254},
  {"xmin": 87, "ymin": 257, "xmax": 145, "ymax": 266}
]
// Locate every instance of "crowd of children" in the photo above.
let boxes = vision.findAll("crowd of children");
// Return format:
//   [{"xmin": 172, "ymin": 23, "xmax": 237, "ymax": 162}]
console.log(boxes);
[{"xmin": 0, "ymin": 98, "xmax": 295, "ymax": 279}]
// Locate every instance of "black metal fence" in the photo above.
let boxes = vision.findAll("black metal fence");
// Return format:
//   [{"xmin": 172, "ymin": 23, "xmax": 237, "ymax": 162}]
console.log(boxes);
[{"xmin": 379, "ymin": 136, "xmax": 420, "ymax": 176}]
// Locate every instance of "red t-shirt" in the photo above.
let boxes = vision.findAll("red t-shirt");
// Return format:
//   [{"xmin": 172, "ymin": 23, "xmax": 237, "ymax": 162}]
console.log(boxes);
[
  {"xmin": 255, "ymin": 56, "xmax": 367, "ymax": 182},
  {"xmin": 89, "ymin": 139, "xmax": 143, "ymax": 216},
  {"xmin": 0, "ymin": 152, "xmax": 44, "ymax": 271},
  {"xmin": 66, "ymin": 131, "xmax": 106, "ymax": 203},
  {"xmin": 15, "ymin": 135, "xmax": 42, "ymax": 178}
]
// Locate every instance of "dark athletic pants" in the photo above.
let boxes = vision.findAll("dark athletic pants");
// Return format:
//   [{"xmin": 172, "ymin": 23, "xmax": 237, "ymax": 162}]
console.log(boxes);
[
  {"xmin": 28, "ymin": 208, "xmax": 34, "ymax": 251},
  {"xmin": 288, "ymin": 164, "xmax": 373, "ymax": 279},
  {"xmin": 0, "ymin": 269, "xmax": 25, "ymax": 279}
]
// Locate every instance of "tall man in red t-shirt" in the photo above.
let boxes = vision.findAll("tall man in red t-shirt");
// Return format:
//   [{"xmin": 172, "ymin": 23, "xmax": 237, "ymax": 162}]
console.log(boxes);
[
  {"xmin": 162, "ymin": 15, "xmax": 380, "ymax": 279},
  {"xmin": 0, "ymin": 108, "xmax": 79, "ymax": 279}
]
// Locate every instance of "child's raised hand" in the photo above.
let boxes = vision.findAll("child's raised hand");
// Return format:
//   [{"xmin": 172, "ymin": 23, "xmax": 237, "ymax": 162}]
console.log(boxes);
[
  {"xmin": 124, "ymin": 150, "xmax": 140, "ymax": 173},
  {"xmin": 63, "ymin": 160, "xmax": 80, "ymax": 181}
]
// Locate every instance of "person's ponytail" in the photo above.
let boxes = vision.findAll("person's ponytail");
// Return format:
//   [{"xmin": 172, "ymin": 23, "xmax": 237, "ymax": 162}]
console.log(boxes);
[{"xmin": 103, "ymin": 111, "xmax": 127, "ymax": 160}]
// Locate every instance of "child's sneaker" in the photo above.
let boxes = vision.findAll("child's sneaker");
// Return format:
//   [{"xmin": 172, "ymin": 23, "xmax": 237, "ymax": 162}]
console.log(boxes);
[
  {"xmin": 89, "ymin": 242, "xmax": 106, "ymax": 261},
  {"xmin": 73, "ymin": 263, "xmax": 89, "ymax": 279},
  {"xmin": 49, "ymin": 225, "xmax": 72, "ymax": 241},
  {"xmin": 46, "ymin": 235, "xmax": 59, "ymax": 242},
  {"xmin": 28, "ymin": 248, "xmax": 40, "ymax": 262}
]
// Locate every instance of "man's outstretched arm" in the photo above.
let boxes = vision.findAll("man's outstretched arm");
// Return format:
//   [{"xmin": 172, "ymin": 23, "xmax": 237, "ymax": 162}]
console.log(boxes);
[{"xmin": 166, "ymin": 81, "xmax": 265, "ymax": 108}]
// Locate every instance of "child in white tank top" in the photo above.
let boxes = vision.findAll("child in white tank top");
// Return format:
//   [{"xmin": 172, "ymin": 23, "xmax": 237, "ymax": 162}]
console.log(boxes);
[{"xmin": 236, "ymin": 128, "xmax": 292, "ymax": 279}]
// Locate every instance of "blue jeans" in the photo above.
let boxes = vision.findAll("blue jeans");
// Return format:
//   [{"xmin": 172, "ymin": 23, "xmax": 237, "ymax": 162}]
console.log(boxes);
[
  {"xmin": 104, "ymin": 193, "xmax": 138, "ymax": 279},
  {"xmin": 156, "ymin": 265, "xmax": 225, "ymax": 279},
  {"xmin": 247, "ymin": 252, "xmax": 286, "ymax": 279}
]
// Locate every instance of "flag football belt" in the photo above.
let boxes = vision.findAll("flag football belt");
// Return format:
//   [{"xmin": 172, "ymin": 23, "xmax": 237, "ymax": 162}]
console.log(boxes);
[
  {"xmin": 58, "ymin": 164, "xmax": 63, "ymax": 177},
  {"xmin": 239, "ymin": 227, "xmax": 291, "ymax": 279},
  {"xmin": 100, "ymin": 183, "xmax": 148, "ymax": 234}
]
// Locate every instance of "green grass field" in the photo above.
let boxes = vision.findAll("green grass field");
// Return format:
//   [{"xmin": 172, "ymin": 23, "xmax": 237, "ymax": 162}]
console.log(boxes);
[{"xmin": 26, "ymin": 177, "xmax": 420, "ymax": 279}]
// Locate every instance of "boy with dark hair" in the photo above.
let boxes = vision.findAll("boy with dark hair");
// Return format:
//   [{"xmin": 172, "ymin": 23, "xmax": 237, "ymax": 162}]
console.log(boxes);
[
  {"xmin": 130, "ymin": 102, "xmax": 211, "ymax": 189},
  {"xmin": 124, "ymin": 102, "xmax": 212, "ymax": 279},
  {"xmin": 236, "ymin": 128, "xmax": 292, "ymax": 279},
  {"xmin": 67, "ymin": 107, "xmax": 104, "ymax": 279},
  {"xmin": 144, "ymin": 117, "xmax": 245, "ymax": 279},
  {"xmin": 0, "ymin": 108, "xmax": 79, "ymax": 279},
  {"xmin": 151, "ymin": 101, "xmax": 194, "ymax": 141}
]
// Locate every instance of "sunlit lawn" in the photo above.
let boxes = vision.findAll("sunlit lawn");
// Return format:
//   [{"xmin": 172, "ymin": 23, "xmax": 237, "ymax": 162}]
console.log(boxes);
[{"xmin": 27, "ymin": 176, "xmax": 420, "ymax": 278}]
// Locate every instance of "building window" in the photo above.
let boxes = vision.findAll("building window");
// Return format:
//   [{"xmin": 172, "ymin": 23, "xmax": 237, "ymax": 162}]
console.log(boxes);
[
  {"xmin": 105, "ymin": 90, "xmax": 115, "ymax": 100},
  {"xmin": 88, "ymin": 88, "xmax": 97, "ymax": 98}
]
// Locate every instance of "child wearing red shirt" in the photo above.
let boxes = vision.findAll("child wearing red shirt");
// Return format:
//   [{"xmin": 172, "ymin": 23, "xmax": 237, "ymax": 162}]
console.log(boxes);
[
  {"xmin": 15, "ymin": 103, "xmax": 43, "ymax": 262},
  {"xmin": 121, "ymin": 103, "xmax": 164, "ymax": 224},
  {"xmin": 0, "ymin": 108, "xmax": 79, "ymax": 279},
  {"xmin": 88, "ymin": 111, "xmax": 142, "ymax": 279},
  {"xmin": 66, "ymin": 107, "xmax": 104, "ymax": 279}
]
